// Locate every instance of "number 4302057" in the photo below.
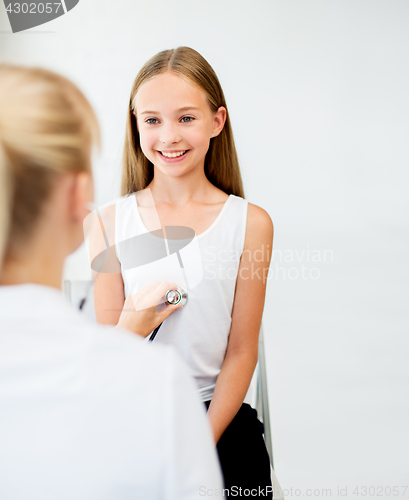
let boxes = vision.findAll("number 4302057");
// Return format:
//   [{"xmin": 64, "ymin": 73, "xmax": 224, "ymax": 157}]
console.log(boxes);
[
  {"xmin": 6, "ymin": 3, "xmax": 62, "ymax": 14},
  {"xmin": 352, "ymin": 486, "xmax": 408, "ymax": 496}
]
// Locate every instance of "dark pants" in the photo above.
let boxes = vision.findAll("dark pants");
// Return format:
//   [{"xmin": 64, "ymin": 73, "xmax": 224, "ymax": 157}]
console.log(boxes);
[{"xmin": 204, "ymin": 401, "xmax": 273, "ymax": 499}]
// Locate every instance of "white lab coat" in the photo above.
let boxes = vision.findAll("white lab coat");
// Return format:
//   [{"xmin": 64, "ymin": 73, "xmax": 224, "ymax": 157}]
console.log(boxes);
[{"xmin": 0, "ymin": 284, "xmax": 223, "ymax": 499}]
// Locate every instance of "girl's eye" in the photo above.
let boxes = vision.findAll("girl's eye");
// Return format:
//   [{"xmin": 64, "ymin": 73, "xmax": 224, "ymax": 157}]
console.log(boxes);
[
  {"xmin": 146, "ymin": 118, "xmax": 159, "ymax": 125},
  {"xmin": 181, "ymin": 116, "xmax": 194, "ymax": 123}
]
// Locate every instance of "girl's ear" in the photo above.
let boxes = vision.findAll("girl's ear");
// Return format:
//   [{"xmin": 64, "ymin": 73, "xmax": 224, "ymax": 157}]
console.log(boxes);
[{"xmin": 211, "ymin": 106, "xmax": 227, "ymax": 138}]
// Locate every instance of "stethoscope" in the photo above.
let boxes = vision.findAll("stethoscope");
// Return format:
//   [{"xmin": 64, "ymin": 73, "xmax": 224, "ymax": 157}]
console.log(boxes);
[{"xmin": 149, "ymin": 285, "xmax": 188, "ymax": 341}]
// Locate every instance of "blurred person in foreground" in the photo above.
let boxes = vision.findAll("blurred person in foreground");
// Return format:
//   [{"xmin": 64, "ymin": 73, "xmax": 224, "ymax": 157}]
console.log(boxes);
[{"xmin": 0, "ymin": 64, "xmax": 223, "ymax": 500}]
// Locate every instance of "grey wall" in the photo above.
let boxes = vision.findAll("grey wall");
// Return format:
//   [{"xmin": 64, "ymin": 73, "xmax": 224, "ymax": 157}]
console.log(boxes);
[{"xmin": 1, "ymin": 0, "xmax": 408, "ymax": 496}]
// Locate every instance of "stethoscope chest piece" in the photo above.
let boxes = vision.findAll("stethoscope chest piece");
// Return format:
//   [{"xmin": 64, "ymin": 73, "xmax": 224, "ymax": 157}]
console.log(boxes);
[{"xmin": 165, "ymin": 286, "xmax": 188, "ymax": 307}]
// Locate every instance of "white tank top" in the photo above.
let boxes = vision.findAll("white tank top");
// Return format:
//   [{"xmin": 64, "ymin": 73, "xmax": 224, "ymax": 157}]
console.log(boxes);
[{"xmin": 115, "ymin": 193, "xmax": 248, "ymax": 401}]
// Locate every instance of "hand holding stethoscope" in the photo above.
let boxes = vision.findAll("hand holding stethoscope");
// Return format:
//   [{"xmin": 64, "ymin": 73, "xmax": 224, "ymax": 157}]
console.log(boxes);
[{"xmin": 116, "ymin": 281, "xmax": 187, "ymax": 339}]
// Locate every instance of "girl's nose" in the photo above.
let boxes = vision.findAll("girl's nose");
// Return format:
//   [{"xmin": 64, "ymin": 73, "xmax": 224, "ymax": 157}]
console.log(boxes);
[{"xmin": 159, "ymin": 123, "xmax": 181, "ymax": 145}]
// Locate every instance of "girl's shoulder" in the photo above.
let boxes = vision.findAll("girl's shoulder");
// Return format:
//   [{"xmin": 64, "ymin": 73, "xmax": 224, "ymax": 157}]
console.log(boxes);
[
  {"xmin": 245, "ymin": 202, "xmax": 274, "ymax": 247},
  {"xmin": 134, "ymin": 188, "xmax": 151, "ymax": 207},
  {"xmin": 247, "ymin": 202, "xmax": 273, "ymax": 228}
]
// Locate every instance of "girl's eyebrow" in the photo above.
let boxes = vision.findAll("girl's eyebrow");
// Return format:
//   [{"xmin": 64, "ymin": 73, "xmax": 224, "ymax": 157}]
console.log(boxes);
[{"xmin": 139, "ymin": 106, "xmax": 201, "ymax": 115}]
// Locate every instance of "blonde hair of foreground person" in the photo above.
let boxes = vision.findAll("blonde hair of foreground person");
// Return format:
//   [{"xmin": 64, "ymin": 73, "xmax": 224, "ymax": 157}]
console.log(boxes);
[{"xmin": 0, "ymin": 64, "xmax": 99, "ymax": 278}]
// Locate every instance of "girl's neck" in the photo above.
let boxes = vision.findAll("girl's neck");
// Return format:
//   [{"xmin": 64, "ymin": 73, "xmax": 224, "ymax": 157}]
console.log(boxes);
[{"xmin": 148, "ymin": 167, "xmax": 219, "ymax": 206}]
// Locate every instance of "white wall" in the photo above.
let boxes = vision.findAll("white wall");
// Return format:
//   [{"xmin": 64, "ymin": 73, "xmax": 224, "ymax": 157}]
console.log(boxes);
[{"xmin": 1, "ymin": 0, "xmax": 408, "ymax": 497}]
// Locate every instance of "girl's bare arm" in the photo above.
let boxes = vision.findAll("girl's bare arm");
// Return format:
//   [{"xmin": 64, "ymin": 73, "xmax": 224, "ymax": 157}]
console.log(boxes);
[
  {"xmin": 94, "ymin": 272, "xmax": 125, "ymax": 325},
  {"xmin": 206, "ymin": 203, "xmax": 274, "ymax": 444},
  {"xmin": 88, "ymin": 203, "xmax": 125, "ymax": 326}
]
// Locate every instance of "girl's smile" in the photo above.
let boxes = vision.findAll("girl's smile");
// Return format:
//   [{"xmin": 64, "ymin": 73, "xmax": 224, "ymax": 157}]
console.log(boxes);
[{"xmin": 157, "ymin": 149, "xmax": 190, "ymax": 161}]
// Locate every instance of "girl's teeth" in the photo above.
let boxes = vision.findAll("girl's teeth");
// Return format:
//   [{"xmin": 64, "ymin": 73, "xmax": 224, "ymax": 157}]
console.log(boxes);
[{"xmin": 161, "ymin": 150, "xmax": 186, "ymax": 158}]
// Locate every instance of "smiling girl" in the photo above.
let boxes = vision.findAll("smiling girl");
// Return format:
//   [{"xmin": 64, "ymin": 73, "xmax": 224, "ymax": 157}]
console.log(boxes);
[{"xmin": 94, "ymin": 47, "xmax": 274, "ymax": 497}]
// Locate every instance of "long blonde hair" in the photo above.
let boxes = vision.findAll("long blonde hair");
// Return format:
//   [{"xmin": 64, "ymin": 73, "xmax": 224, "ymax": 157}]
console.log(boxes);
[
  {"xmin": 0, "ymin": 64, "xmax": 100, "ymax": 270},
  {"xmin": 121, "ymin": 46, "xmax": 245, "ymax": 198}
]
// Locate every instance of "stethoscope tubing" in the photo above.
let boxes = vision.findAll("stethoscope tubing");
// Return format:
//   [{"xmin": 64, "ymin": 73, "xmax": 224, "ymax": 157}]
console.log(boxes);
[{"xmin": 149, "ymin": 323, "xmax": 163, "ymax": 342}]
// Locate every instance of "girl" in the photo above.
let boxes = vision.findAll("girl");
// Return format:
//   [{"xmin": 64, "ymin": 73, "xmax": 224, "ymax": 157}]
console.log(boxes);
[{"xmin": 95, "ymin": 46, "xmax": 274, "ymax": 497}]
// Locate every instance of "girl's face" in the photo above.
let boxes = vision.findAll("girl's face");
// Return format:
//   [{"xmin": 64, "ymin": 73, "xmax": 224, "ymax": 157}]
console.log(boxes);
[{"xmin": 134, "ymin": 72, "xmax": 226, "ymax": 178}]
